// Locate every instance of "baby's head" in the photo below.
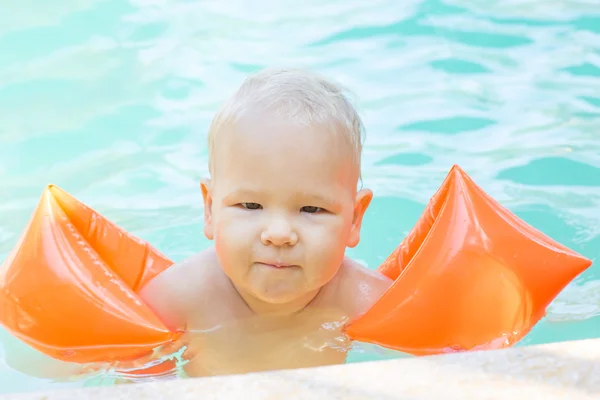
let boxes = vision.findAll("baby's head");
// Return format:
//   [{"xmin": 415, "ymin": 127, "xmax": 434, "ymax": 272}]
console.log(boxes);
[{"xmin": 201, "ymin": 68, "xmax": 372, "ymax": 314}]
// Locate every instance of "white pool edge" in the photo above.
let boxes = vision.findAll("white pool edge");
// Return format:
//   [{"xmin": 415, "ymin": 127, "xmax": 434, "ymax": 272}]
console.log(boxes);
[{"xmin": 1, "ymin": 338, "xmax": 599, "ymax": 399}]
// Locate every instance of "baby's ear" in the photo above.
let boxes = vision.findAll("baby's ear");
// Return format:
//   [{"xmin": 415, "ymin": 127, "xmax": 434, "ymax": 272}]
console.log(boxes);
[
  {"xmin": 347, "ymin": 188, "xmax": 373, "ymax": 248},
  {"xmin": 200, "ymin": 178, "xmax": 214, "ymax": 240}
]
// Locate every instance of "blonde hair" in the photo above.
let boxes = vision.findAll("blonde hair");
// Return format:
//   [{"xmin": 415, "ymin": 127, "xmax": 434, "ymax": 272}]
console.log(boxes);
[{"xmin": 207, "ymin": 67, "xmax": 365, "ymax": 178}]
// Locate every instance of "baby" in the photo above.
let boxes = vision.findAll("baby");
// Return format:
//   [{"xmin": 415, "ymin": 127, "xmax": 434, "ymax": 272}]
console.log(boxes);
[{"xmin": 139, "ymin": 68, "xmax": 393, "ymax": 377}]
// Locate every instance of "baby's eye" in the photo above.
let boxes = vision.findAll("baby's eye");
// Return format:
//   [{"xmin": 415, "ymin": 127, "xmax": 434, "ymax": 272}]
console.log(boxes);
[
  {"xmin": 301, "ymin": 206, "xmax": 322, "ymax": 214},
  {"xmin": 241, "ymin": 202, "xmax": 262, "ymax": 210}
]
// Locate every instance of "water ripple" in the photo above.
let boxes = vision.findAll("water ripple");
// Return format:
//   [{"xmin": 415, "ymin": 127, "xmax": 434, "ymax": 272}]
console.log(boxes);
[{"xmin": 0, "ymin": 0, "xmax": 599, "ymax": 393}]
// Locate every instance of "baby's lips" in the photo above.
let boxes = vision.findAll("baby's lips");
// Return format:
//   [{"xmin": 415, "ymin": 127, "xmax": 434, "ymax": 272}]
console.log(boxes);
[{"xmin": 256, "ymin": 260, "xmax": 298, "ymax": 268}]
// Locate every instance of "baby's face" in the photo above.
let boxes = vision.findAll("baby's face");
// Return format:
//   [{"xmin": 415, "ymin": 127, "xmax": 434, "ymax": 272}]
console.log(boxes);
[{"xmin": 202, "ymin": 112, "xmax": 371, "ymax": 311}]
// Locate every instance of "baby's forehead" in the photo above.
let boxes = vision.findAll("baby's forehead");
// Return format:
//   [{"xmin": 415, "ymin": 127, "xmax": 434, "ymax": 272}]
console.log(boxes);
[
  {"xmin": 221, "ymin": 112, "xmax": 355, "ymax": 152},
  {"xmin": 212, "ymin": 123, "xmax": 358, "ymax": 190}
]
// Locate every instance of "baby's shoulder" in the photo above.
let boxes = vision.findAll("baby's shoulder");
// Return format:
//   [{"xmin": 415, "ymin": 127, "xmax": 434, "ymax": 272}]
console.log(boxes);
[
  {"xmin": 138, "ymin": 248, "xmax": 236, "ymax": 331},
  {"xmin": 325, "ymin": 257, "xmax": 393, "ymax": 319}
]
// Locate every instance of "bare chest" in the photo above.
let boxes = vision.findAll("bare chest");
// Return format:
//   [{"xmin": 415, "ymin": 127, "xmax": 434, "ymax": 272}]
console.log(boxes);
[{"xmin": 182, "ymin": 309, "xmax": 351, "ymax": 377}]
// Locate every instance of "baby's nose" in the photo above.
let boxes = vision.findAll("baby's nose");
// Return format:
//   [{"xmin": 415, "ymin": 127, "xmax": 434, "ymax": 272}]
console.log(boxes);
[{"xmin": 261, "ymin": 218, "xmax": 298, "ymax": 246}]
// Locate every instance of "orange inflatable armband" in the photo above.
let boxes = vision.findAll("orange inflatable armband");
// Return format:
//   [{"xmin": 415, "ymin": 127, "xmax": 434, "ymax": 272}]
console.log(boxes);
[
  {"xmin": 0, "ymin": 185, "xmax": 180, "ymax": 363},
  {"xmin": 345, "ymin": 165, "xmax": 592, "ymax": 354},
  {"xmin": 0, "ymin": 165, "xmax": 592, "ymax": 366}
]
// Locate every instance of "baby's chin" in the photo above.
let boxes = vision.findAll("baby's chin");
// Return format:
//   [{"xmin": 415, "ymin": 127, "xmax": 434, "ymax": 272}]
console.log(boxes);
[
  {"xmin": 245, "ymin": 271, "xmax": 321, "ymax": 305},
  {"xmin": 248, "ymin": 278, "xmax": 308, "ymax": 304}
]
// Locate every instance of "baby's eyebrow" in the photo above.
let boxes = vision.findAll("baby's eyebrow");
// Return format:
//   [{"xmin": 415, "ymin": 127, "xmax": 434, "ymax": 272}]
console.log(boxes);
[
  {"xmin": 223, "ymin": 189, "xmax": 262, "ymax": 201},
  {"xmin": 223, "ymin": 189, "xmax": 342, "ymax": 208},
  {"xmin": 301, "ymin": 192, "xmax": 342, "ymax": 208}
]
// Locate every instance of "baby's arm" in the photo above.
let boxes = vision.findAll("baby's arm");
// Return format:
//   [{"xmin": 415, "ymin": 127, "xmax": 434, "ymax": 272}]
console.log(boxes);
[
  {"xmin": 138, "ymin": 250, "xmax": 213, "ymax": 332},
  {"xmin": 109, "ymin": 254, "xmax": 207, "ymax": 380},
  {"xmin": 336, "ymin": 258, "xmax": 393, "ymax": 320}
]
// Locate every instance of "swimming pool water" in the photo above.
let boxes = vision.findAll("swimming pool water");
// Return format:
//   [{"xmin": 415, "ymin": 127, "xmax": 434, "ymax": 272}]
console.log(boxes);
[{"xmin": 1, "ymin": 0, "xmax": 599, "ymax": 394}]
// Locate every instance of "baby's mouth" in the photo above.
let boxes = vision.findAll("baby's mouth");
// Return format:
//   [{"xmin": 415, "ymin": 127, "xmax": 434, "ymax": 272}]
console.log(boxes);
[{"xmin": 256, "ymin": 262, "xmax": 298, "ymax": 269}]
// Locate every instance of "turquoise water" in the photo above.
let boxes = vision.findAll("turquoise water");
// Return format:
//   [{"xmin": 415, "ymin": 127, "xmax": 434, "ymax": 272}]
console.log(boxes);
[{"xmin": 1, "ymin": 0, "xmax": 599, "ymax": 394}]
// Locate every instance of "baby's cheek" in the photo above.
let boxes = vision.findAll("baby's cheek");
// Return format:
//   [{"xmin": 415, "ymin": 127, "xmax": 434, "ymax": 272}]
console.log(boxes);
[
  {"xmin": 309, "ymin": 226, "xmax": 347, "ymax": 265},
  {"xmin": 215, "ymin": 214, "xmax": 256, "ymax": 258},
  {"xmin": 321, "ymin": 217, "xmax": 350, "ymax": 247},
  {"xmin": 213, "ymin": 217, "xmax": 239, "ymax": 258}
]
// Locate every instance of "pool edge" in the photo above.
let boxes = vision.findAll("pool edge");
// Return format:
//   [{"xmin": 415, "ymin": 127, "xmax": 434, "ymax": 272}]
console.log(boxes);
[{"xmin": 1, "ymin": 338, "xmax": 599, "ymax": 399}]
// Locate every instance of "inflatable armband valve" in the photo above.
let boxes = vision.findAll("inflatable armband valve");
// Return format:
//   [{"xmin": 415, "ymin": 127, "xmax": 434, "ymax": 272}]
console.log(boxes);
[
  {"xmin": 345, "ymin": 165, "xmax": 592, "ymax": 355},
  {"xmin": 0, "ymin": 185, "xmax": 180, "ymax": 363}
]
